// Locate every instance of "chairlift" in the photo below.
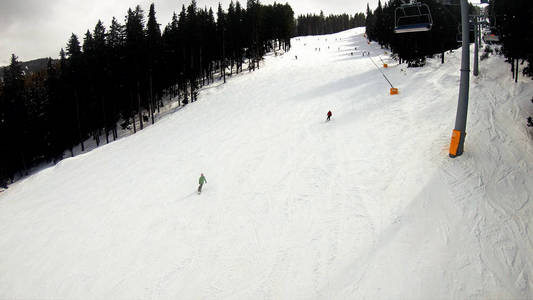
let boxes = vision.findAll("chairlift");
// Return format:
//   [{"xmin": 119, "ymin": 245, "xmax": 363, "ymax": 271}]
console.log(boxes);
[{"xmin": 394, "ymin": 0, "xmax": 433, "ymax": 34}]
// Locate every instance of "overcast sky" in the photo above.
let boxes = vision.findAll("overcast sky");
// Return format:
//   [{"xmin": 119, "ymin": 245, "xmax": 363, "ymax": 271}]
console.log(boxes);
[{"xmin": 0, "ymin": 0, "xmax": 381, "ymax": 66}]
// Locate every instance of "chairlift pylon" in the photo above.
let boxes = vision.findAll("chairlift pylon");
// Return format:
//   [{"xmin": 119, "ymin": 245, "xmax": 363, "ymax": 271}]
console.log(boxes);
[{"xmin": 394, "ymin": 0, "xmax": 433, "ymax": 34}]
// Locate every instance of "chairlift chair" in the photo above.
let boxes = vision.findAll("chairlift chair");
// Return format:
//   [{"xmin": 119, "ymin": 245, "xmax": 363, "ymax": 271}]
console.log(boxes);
[{"xmin": 394, "ymin": 0, "xmax": 433, "ymax": 34}]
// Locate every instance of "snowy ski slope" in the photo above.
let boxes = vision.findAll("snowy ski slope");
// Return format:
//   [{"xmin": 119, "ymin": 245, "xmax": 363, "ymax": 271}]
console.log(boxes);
[{"xmin": 0, "ymin": 28, "xmax": 532, "ymax": 299}]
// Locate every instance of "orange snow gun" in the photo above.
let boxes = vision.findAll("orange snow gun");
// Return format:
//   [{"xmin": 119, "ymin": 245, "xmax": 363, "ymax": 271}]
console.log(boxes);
[{"xmin": 390, "ymin": 87, "xmax": 399, "ymax": 95}]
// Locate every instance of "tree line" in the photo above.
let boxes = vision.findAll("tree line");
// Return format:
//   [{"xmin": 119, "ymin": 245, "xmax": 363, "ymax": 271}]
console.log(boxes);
[
  {"xmin": 0, "ymin": 0, "xmax": 295, "ymax": 185},
  {"xmin": 365, "ymin": 0, "xmax": 472, "ymax": 66},
  {"xmin": 296, "ymin": 12, "xmax": 366, "ymax": 36},
  {"xmin": 489, "ymin": 0, "xmax": 533, "ymax": 82},
  {"xmin": 365, "ymin": 0, "xmax": 533, "ymax": 76},
  {"xmin": 489, "ymin": 0, "xmax": 533, "ymax": 127}
]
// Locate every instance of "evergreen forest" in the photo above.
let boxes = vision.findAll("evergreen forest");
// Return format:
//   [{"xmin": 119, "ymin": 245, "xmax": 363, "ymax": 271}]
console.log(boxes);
[
  {"xmin": 296, "ymin": 12, "xmax": 366, "ymax": 36},
  {"xmin": 365, "ymin": 0, "xmax": 533, "ymax": 76},
  {"xmin": 0, "ymin": 0, "xmax": 296, "ymax": 184},
  {"xmin": 1, "ymin": 0, "xmax": 532, "ymax": 185}
]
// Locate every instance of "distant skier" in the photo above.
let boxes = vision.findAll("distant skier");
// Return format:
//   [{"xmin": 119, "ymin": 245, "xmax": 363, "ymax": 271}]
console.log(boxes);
[
  {"xmin": 327, "ymin": 110, "xmax": 332, "ymax": 121},
  {"xmin": 198, "ymin": 173, "xmax": 207, "ymax": 194}
]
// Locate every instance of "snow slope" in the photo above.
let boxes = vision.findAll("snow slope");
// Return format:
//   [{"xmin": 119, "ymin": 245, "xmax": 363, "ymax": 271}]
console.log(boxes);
[{"xmin": 0, "ymin": 28, "xmax": 532, "ymax": 299}]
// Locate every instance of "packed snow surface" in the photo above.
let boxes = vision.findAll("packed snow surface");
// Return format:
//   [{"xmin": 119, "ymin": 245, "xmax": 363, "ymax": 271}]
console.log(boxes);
[{"xmin": 1, "ymin": 28, "xmax": 532, "ymax": 299}]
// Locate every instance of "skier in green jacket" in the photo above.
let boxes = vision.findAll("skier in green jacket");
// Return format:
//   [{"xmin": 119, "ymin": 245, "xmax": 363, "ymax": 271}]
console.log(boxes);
[{"xmin": 198, "ymin": 173, "xmax": 207, "ymax": 194}]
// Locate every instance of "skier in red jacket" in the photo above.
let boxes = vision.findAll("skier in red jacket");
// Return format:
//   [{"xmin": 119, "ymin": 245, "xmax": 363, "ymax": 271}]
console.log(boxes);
[{"xmin": 327, "ymin": 110, "xmax": 332, "ymax": 121}]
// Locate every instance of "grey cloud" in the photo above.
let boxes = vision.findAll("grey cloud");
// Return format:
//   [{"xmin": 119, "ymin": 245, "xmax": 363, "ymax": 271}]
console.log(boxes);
[{"xmin": 0, "ymin": 0, "xmax": 52, "ymax": 28}]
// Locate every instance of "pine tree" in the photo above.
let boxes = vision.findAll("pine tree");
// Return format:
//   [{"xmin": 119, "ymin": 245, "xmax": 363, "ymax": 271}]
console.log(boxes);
[
  {"xmin": 58, "ymin": 48, "xmax": 76, "ymax": 156},
  {"xmin": 217, "ymin": 3, "xmax": 227, "ymax": 82},
  {"xmin": 125, "ymin": 5, "xmax": 146, "ymax": 131},
  {"xmin": 107, "ymin": 16, "xmax": 125, "ymax": 140},
  {"xmin": 2, "ymin": 54, "xmax": 28, "ymax": 179},
  {"xmin": 108, "ymin": 17, "xmax": 125, "ymax": 49},
  {"xmin": 491, "ymin": 0, "xmax": 533, "ymax": 81},
  {"xmin": 366, "ymin": 3, "xmax": 375, "ymax": 41},
  {"xmin": 66, "ymin": 34, "xmax": 82, "ymax": 59},
  {"xmin": 280, "ymin": 4, "xmax": 295, "ymax": 51},
  {"xmin": 0, "ymin": 75, "xmax": 6, "ymax": 185},
  {"xmin": 178, "ymin": 5, "xmax": 188, "ymax": 103},
  {"xmin": 146, "ymin": 3, "xmax": 162, "ymax": 122},
  {"xmin": 90, "ymin": 20, "xmax": 111, "ymax": 144},
  {"xmin": 65, "ymin": 33, "xmax": 86, "ymax": 151},
  {"xmin": 186, "ymin": 0, "xmax": 200, "ymax": 101},
  {"xmin": 246, "ymin": 0, "xmax": 261, "ymax": 71},
  {"xmin": 161, "ymin": 12, "xmax": 180, "ymax": 100},
  {"xmin": 44, "ymin": 57, "xmax": 64, "ymax": 162}
]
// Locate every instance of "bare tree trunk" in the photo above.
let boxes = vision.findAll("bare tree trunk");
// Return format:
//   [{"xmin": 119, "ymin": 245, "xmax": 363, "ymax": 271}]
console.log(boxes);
[
  {"xmin": 190, "ymin": 79, "xmax": 194, "ymax": 101},
  {"xmin": 74, "ymin": 90, "xmax": 84, "ymax": 152},
  {"xmin": 137, "ymin": 81, "xmax": 143, "ymax": 130},
  {"xmin": 149, "ymin": 70, "xmax": 155, "ymax": 124},
  {"xmin": 199, "ymin": 48, "xmax": 204, "ymax": 87},
  {"xmin": 177, "ymin": 83, "xmax": 181, "ymax": 105},
  {"xmin": 19, "ymin": 152, "xmax": 28, "ymax": 177},
  {"xmin": 94, "ymin": 129, "xmax": 100, "ymax": 147},
  {"xmin": 130, "ymin": 91, "xmax": 137, "ymax": 134},
  {"xmin": 102, "ymin": 95, "xmax": 109, "ymax": 144},
  {"xmin": 514, "ymin": 58, "xmax": 518, "ymax": 83}
]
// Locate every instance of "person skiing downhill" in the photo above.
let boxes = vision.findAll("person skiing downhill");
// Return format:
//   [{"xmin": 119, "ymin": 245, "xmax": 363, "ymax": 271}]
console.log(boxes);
[
  {"xmin": 198, "ymin": 173, "xmax": 207, "ymax": 194},
  {"xmin": 327, "ymin": 110, "xmax": 332, "ymax": 121}
]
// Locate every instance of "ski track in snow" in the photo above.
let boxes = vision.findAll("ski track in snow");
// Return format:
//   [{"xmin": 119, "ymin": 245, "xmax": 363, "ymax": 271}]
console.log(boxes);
[{"xmin": 0, "ymin": 27, "xmax": 532, "ymax": 299}]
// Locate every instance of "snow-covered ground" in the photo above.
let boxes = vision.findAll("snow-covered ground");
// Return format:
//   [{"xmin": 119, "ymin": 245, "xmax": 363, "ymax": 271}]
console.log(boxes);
[{"xmin": 1, "ymin": 28, "xmax": 532, "ymax": 299}]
